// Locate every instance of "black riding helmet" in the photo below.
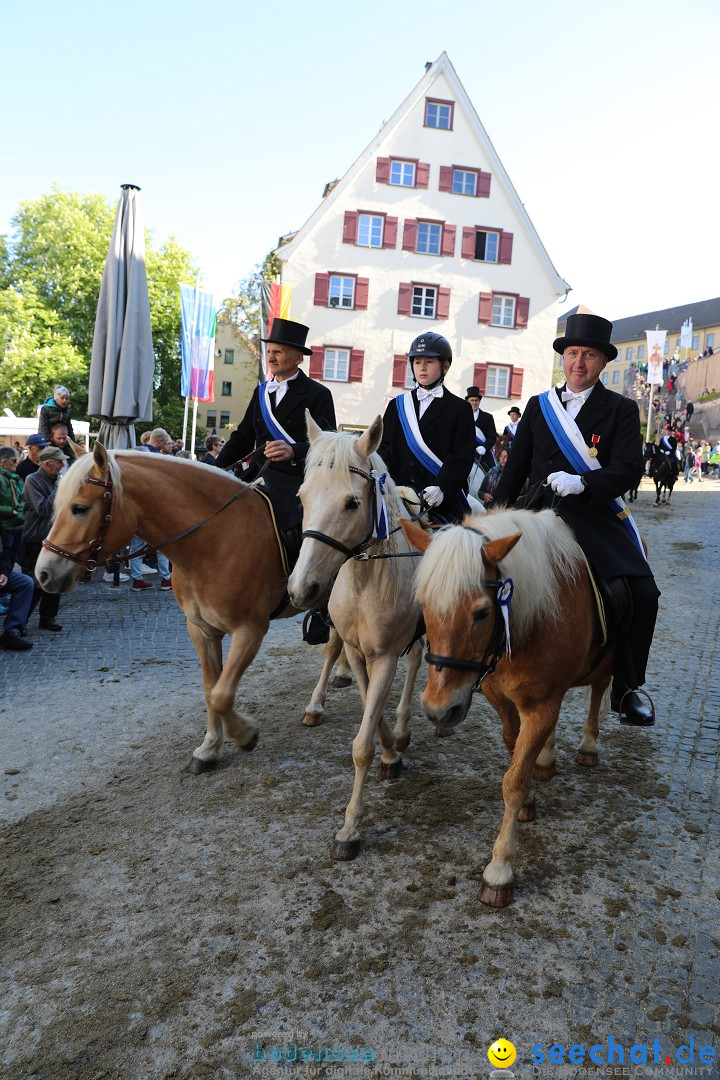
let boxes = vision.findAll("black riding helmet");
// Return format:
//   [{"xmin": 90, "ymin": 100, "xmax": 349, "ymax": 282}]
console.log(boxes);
[{"xmin": 408, "ymin": 333, "xmax": 452, "ymax": 389}]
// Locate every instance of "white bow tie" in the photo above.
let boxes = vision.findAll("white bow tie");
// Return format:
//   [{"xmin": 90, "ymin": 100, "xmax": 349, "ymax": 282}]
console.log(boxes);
[
  {"xmin": 561, "ymin": 389, "xmax": 587, "ymax": 404},
  {"xmin": 267, "ymin": 380, "xmax": 280, "ymax": 393},
  {"xmin": 417, "ymin": 386, "xmax": 443, "ymax": 402}
]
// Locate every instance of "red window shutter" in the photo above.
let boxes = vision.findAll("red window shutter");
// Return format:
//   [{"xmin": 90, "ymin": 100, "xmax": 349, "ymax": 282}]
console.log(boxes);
[
  {"xmin": 354, "ymin": 277, "xmax": 369, "ymax": 310},
  {"xmin": 498, "ymin": 231, "xmax": 514, "ymax": 265},
  {"xmin": 392, "ymin": 355, "xmax": 408, "ymax": 387},
  {"xmin": 402, "ymin": 219, "xmax": 418, "ymax": 251},
  {"xmin": 397, "ymin": 282, "xmax": 413, "ymax": 316},
  {"xmin": 436, "ymin": 286, "xmax": 451, "ymax": 319},
  {"xmin": 477, "ymin": 171, "xmax": 491, "ymax": 197},
  {"xmin": 461, "ymin": 227, "xmax": 476, "ymax": 259},
  {"xmin": 349, "ymin": 349, "xmax": 364, "ymax": 382},
  {"xmin": 516, "ymin": 296, "xmax": 530, "ymax": 329},
  {"xmin": 441, "ymin": 223, "xmax": 456, "ymax": 257},
  {"xmin": 383, "ymin": 216, "xmax": 398, "ymax": 248},
  {"xmin": 416, "ymin": 161, "xmax": 430, "ymax": 188},
  {"xmin": 439, "ymin": 165, "xmax": 453, "ymax": 192},
  {"xmin": 473, "ymin": 363, "xmax": 488, "ymax": 395},
  {"xmin": 478, "ymin": 293, "xmax": 493, "ymax": 324},
  {"xmin": 376, "ymin": 157, "xmax": 391, "ymax": 184},
  {"xmin": 343, "ymin": 211, "xmax": 358, "ymax": 244},
  {"xmin": 309, "ymin": 347, "xmax": 324, "ymax": 379},
  {"xmin": 509, "ymin": 366, "xmax": 524, "ymax": 397},
  {"xmin": 313, "ymin": 273, "xmax": 329, "ymax": 306}
]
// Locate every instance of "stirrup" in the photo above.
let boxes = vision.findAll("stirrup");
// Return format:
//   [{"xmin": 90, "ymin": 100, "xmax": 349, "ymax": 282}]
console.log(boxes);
[{"xmin": 302, "ymin": 608, "xmax": 332, "ymax": 645}]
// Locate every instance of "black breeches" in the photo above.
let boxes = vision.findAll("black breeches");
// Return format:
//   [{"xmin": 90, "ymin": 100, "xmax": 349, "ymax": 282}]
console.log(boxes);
[{"xmin": 610, "ymin": 574, "xmax": 660, "ymax": 688}]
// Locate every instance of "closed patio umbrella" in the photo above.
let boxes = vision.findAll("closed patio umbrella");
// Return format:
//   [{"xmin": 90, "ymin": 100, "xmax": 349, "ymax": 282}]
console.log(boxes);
[{"xmin": 88, "ymin": 184, "xmax": 154, "ymax": 449}]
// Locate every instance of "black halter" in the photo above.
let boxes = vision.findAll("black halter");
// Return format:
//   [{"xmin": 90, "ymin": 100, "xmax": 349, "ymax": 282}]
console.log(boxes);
[{"xmin": 301, "ymin": 465, "xmax": 382, "ymax": 561}]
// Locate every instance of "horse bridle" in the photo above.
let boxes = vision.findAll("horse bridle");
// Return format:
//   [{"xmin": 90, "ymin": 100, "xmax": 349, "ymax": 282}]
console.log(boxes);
[
  {"xmin": 301, "ymin": 464, "xmax": 384, "ymax": 561},
  {"xmin": 424, "ymin": 526, "xmax": 509, "ymax": 690}
]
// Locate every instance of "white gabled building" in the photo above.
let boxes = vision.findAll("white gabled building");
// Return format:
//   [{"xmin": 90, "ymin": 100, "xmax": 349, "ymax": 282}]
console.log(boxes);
[{"xmin": 277, "ymin": 52, "xmax": 569, "ymax": 430}]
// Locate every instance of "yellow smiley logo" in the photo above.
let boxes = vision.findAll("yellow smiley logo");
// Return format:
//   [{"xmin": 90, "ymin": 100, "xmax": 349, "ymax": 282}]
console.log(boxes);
[{"xmin": 487, "ymin": 1039, "xmax": 517, "ymax": 1068}]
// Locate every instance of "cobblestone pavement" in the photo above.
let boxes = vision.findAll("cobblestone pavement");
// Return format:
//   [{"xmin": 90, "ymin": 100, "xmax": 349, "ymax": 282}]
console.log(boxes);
[{"xmin": 1, "ymin": 478, "xmax": 719, "ymax": 1080}]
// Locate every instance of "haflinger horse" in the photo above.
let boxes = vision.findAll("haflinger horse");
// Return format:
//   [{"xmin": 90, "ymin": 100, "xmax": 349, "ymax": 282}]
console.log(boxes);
[
  {"xmin": 35, "ymin": 442, "xmax": 341, "ymax": 771},
  {"xmin": 288, "ymin": 415, "xmax": 424, "ymax": 860},
  {"xmin": 400, "ymin": 508, "xmax": 614, "ymax": 908}
]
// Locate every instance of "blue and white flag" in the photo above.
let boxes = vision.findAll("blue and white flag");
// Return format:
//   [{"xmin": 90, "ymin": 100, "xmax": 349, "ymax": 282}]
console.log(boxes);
[{"xmin": 180, "ymin": 285, "xmax": 216, "ymax": 401}]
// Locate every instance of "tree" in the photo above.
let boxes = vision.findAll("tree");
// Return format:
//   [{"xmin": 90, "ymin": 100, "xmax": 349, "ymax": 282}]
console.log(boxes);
[{"xmin": 218, "ymin": 249, "xmax": 281, "ymax": 356}]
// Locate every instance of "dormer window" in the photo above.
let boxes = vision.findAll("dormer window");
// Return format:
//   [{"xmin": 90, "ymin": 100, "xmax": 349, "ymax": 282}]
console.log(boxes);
[{"xmin": 424, "ymin": 98, "xmax": 454, "ymax": 129}]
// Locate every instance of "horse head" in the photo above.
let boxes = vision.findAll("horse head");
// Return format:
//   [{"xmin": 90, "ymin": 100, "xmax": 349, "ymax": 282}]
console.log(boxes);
[
  {"xmin": 36, "ymin": 442, "xmax": 130, "ymax": 594},
  {"xmin": 400, "ymin": 517, "xmax": 521, "ymax": 731},
  {"xmin": 288, "ymin": 413, "xmax": 385, "ymax": 610}
]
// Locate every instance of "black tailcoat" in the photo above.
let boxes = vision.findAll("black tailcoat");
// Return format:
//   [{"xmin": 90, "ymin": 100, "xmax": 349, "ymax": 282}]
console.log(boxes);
[
  {"xmin": 474, "ymin": 408, "xmax": 497, "ymax": 470},
  {"xmin": 379, "ymin": 388, "xmax": 476, "ymax": 523},
  {"xmin": 493, "ymin": 382, "xmax": 650, "ymax": 580}
]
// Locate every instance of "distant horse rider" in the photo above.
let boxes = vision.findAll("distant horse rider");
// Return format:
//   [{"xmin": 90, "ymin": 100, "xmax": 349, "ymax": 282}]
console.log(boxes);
[{"xmin": 465, "ymin": 386, "xmax": 497, "ymax": 473}]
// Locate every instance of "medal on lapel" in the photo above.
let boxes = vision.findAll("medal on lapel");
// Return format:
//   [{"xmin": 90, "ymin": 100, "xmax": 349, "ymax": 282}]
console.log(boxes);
[{"xmin": 588, "ymin": 434, "xmax": 600, "ymax": 458}]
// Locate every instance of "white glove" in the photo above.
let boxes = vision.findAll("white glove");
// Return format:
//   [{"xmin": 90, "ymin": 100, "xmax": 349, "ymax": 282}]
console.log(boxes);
[
  {"xmin": 547, "ymin": 471, "xmax": 584, "ymax": 497},
  {"xmin": 422, "ymin": 485, "xmax": 444, "ymax": 507}
]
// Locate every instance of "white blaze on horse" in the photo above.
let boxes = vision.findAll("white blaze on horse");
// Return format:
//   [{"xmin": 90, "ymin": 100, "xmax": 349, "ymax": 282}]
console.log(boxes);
[
  {"xmin": 401, "ymin": 509, "xmax": 614, "ymax": 908},
  {"xmin": 288, "ymin": 415, "xmax": 424, "ymax": 860},
  {"xmin": 35, "ymin": 443, "xmax": 339, "ymax": 771}
]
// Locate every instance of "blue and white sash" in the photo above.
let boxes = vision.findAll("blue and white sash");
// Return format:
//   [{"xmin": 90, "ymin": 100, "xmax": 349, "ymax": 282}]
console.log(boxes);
[
  {"xmin": 396, "ymin": 392, "xmax": 470, "ymax": 512},
  {"xmin": 259, "ymin": 381, "xmax": 295, "ymax": 445},
  {"xmin": 538, "ymin": 390, "xmax": 646, "ymax": 559},
  {"xmin": 474, "ymin": 424, "xmax": 486, "ymax": 448}
]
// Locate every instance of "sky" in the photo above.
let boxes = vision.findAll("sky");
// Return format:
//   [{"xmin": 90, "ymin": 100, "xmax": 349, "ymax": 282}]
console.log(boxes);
[{"xmin": 2, "ymin": 0, "xmax": 718, "ymax": 322}]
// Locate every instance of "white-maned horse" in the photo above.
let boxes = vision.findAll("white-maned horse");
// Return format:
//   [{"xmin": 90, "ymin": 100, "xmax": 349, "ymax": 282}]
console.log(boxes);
[{"xmin": 288, "ymin": 416, "xmax": 424, "ymax": 860}]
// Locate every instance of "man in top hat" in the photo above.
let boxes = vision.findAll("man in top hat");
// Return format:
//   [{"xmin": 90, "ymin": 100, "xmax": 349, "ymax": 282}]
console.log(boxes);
[
  {"xmin": 214, "ymin": 318, "xmax": 336, "ymax": 530},
  {"xmin": 465, "ymin": 387, "xmax": 497, "ymax": 472},
  {"xmin": 492, "ymin": 310, "xmax": 660, "ymax": 727},
  {"xmin": 503, "ymin": 406, "xmax": 522, "ymax": 447},
  {"xmin": 379, "ymin": 333, "xmax": 475, "ymax": 525}
]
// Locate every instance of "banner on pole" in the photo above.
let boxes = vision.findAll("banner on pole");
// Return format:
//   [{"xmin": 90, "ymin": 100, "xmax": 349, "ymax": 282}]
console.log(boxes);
[
  {"xmin": 680, "ymin": 318, "xmax": 693, "ymax": 349},
  {"xmin": 645, "ymin": 330, "xmax": 666, "ymax": 386},
  {"xmin": 260, "ymin": 282, "xmax": 292, "ymax": 372},
  {"xmin": 180, "ymin": 285, "xmax": 216, "ymax": 401}
]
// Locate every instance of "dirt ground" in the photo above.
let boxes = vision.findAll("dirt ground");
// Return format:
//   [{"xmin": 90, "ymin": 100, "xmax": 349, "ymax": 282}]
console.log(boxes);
[{"xmin": 2, "ymin": 479, "xmax": 719, "ymax": 1080}]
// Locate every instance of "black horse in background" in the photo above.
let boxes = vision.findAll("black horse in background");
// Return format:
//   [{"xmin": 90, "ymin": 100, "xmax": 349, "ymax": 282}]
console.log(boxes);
[{"xmin": 649, "ymin": 437, "xmax": 678, "ymax": 506}]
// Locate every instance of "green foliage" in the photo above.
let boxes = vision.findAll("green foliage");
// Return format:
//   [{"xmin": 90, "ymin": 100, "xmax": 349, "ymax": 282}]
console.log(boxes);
[
  {"xmin": 218, "ymin": 248, "xmax": 281, "ymax": 356},
  {"xmin": 1, "ymin": 186, "xmax": 198, "ymax": 435}
]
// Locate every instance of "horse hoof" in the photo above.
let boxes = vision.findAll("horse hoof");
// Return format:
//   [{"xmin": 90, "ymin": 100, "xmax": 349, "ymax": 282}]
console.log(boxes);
[
  {"xmin": 241, "ymin": 731, "xmax": 259, "ymax": 753},
  {"xmin": 533, "ymin": 762, "xmax": 556, "ymax": 782},
  {"xmin": 576, "ymin": 749, "xmax": 599, "ymax": 768},
  {"xmin": 435, "ymin": 726, "xmax": 455, "ymax": 738},
  {"xmin": 478, "ymin": 877, "xmax": 514, "ymax": 908},
  {"xmin": 302, "ymin": 711, "xmax": 324, "ymax": 727},
  {"xmin": 187, "ymin": 756, "xmax": 217, "ymax": 774},
  {"xmin": 379, "ymin": 758, "xmax": 402, "ymax": 779},
  {"xmin": 395, "ymin": 734, "xmax": 411, "ymax": 752},
  {"xmin": 331, "ymin": 675, "xmax": 353, "ymax": 689},
  {"xmin": 335, "ymin": 839, "xmax": 360, "ymax": 861},
  {"xmin": 517, "ymin": 802, "xmax": 537, "ymax": 822}
]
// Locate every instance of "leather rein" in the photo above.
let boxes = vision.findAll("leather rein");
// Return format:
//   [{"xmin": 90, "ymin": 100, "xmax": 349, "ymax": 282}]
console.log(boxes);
[{"xmin": 42, "ymin": 469, "xmax": 251, "ymax": 579}]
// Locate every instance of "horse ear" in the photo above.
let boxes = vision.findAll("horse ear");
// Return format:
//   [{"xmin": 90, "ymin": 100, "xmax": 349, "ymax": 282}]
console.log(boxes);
[
  {"xmin": 399, "ymin": 517, "xmax": 431, "ymax": 553},
  {"xmin": 92, "ymin": 441, "xmax": 109, "ymax": 476},
  {"xmin": 306, "ymin": 410, "xmax": 322, "ymax": 444},
  {"xmin": 482, "ymin": 531, "xmax": 522, "ymax": 568},
  {"xmin": 357, "ymin": 415, "xmax": 383, "ymax": 458}
]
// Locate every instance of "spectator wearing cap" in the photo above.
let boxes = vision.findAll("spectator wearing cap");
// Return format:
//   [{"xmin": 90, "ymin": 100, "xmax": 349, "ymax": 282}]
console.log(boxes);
[
  {"xmin": 503, "ymin": 406, "xmax": 522, "ymax": 447},
  {"xmin": 17, "ymin": 434, "xmax": 47, "ymax": 480},
  {"xmin": 38, "ymin": 385, "xmax": 76, "ymax": 443},
  {"xmin": 20, "ymin": 446, "xmax": 65, "ymax": 631},
  {"xmin": 465, "ymin": 386, "xmax": 497, "ymax": 472}
]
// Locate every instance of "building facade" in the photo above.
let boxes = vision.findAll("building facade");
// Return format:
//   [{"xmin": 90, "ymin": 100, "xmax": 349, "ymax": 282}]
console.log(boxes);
[{"xmin": 277, "ymin": 53, "xmax": 569, "ymax": 430}]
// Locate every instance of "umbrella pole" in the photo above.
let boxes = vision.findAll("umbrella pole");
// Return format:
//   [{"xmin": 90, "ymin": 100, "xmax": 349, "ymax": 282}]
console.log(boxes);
[
  {"xmin": 182, "ymin": 394, "xmax": 190, "ymax": 451},
  {"xmin": 190, "ymin": 397, "xmax": 199, "ymax": 460}
]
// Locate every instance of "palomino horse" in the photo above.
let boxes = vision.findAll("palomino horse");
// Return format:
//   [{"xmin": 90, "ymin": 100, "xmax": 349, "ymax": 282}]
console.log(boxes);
[
  {"xmin": 35, "ymin": 443, "xmax": 338, "ymax": 770},
  {"xmin": 401, "ymin": 509, "xmax": 614, "ymax": 908},
  {"xmin": 288, "ymin": 416, "xmax": 423, "ymax": 860}
]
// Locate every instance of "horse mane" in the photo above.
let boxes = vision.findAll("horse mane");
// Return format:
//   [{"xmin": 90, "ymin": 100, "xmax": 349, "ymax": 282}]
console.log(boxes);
[
  {"xmin": 304, "ymin": 430, "xmax": 410, "ymax": 606},
  {"xmin": 414, "ymin": 507, "xmax": 584, "ymax": 648}
]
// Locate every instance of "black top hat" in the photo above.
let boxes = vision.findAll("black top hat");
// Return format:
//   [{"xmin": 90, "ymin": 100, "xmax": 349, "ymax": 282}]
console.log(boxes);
[
  {"xmin": 465, "ymin": 386, "xmax": 482, "ymax": 400},
  {"xmin": 261, "ymin": 318, "xmax": 312, "ymax": 356},
  {"xmin": 553, "ymin": 313, "xmax": 617, "ymax": 361},
  {"xmin": 508, "ymin": 407, "xmax": 522, "ymax": 417}
]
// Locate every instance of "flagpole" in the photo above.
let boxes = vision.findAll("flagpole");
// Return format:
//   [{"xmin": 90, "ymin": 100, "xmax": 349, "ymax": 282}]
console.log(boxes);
[
  {"xmin": 182, "ymin": 394, "xmax": 190, "ymax": 451},
  {"xmin": 190, "ymin": 398, "xmax": 199, "ymax": 460}
]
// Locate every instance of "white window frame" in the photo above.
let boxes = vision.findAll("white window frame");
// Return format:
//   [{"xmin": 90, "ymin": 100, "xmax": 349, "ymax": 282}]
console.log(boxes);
[
  {"xmin": 491, "ymin": 295, "xmax": 515, "ymax": 328},
  {"xmin": 357, "ymin": 214, "xmax": 384, "ymax": 248},
  {"xmin": 692, "ymin": 333, "xmax": 699, "ymax": 350},
  {"xmin": 426, "ymin": 101, "xmax": 451, "ymax": 129},
  {"xmin": 411, "ymin": 286, "xmax": 437, "ymax": 318},
  {"xmin": 452, "ymin": 168, "xmax": 477, "ymax": 196},
  {"xmin": 601, "ymin": 373, "xmax": 608, "ymax": 385},
  {"xmin": 416, "ymin": 222, "xmax": 442, "ymax": 255},
  {"xmin": 707, "ymin": 333, "xmax": 715, "ymax": 349},
  {"xmin": 219, "ymin": 411, "xmax": 230, "ymax": 427},
  {"xmin": 626, "ymin": 347, "xmax": 633, "ymax": 361},
  {"xmin": 221, "ymin": 381, "xmax": 232, "ymax": 396},
  {"xmin": 404, "ymin": 360, "xmax": 415, "ymax": 389},
  {"xmin": 475, "ymin": 230, "xmax": 499, "ymax": 262},
  {"xmin": 206, "ymin": 411, "xmax": 217, "ymax": 427},
  {"xmin": 390, "ymin": 160, "xmax": 416, "ymax": 187},
  {"xmin": 328, "ymin": 275, "xmax": 355, "ymax": 309},
  {"xmin": 637, "ymin": 345, "xmax": 644, "ymax": 359},
  {"xmin": 323, "ymin": 348, "xmax": 350, "ymax": 382},
  {"xmin": 612, "ymin": 370, "xmax": 620, "ymax": 384},
  {"xmin": 486, "ymin": 365, "xmax": 510, "ymax": 398}
]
